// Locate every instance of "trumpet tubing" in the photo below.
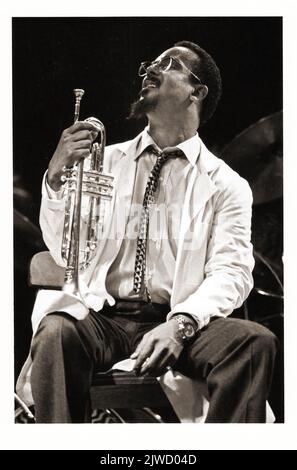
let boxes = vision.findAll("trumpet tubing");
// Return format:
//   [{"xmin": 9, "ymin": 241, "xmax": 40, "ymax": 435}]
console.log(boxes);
[{"xmin": 61, "ymin": 89, "xmax": 113, "ymax": 301}]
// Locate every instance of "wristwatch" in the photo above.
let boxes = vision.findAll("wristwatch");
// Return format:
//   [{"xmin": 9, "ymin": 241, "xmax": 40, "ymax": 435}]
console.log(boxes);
[{"xmin": 173, "ymin": 314, "xmax": 197, "ymax": 342}]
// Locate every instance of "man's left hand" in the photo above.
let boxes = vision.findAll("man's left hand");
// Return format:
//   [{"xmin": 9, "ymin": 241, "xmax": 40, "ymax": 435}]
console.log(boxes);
[{"xmin": 130, "ymin": 320, "xmax": 184, "ymax": 377}]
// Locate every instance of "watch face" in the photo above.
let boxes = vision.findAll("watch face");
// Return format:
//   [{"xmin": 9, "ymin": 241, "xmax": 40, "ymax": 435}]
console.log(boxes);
[{"xmin": 184, "ymin": 323, "xmax": 195, "ymax": 338}]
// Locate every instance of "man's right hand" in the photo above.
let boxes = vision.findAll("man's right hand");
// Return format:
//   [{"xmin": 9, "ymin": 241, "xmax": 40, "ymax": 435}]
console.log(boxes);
[{"xmin": 47, "ymin": 121, "xmax": 99, "ymax": 191}]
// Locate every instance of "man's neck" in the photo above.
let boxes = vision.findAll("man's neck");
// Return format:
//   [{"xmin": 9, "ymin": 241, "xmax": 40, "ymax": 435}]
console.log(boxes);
[{"xmin": 147, "ymin": 112, "xmax": 199, "ymax": 149}]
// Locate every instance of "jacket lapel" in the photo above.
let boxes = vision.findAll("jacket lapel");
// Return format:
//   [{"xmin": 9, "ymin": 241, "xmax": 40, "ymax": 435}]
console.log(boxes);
[
  {"xmin": 111, "ymin": 153, "xmax": 137, "ymax": 241},
  {"xmin": 180, "ymin": 140, "xmax": 220, "ymax": 234},
  {"xmin": 190, "ymin": 170, "xmax": 218, "ymax": 221},
  {"xmin": 172, "ymin": 141, "xmax": 220, "ymax": 301},
  {"xmin": 103, "ymin": 133, "xmax": 143, "ymax": 241}
]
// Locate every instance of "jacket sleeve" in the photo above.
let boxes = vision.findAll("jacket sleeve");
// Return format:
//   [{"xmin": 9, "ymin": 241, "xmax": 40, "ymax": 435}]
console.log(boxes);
[
  {"xmin": 168, "ymin": 174, "xmax": 255, "ymax": 329},
  {"xmin": 39, "ymin": 171, "xmax": 67, "ymax": 266}
]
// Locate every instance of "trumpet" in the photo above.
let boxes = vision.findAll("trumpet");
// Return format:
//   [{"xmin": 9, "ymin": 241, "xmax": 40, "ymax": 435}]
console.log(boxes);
[{"xmin": 61, "ymin": 89, "xmax": 113, "ymax": 302}]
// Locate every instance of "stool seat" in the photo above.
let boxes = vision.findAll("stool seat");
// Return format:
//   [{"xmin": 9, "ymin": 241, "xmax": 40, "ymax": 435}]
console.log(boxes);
[{"xmin": 90, "ymin": 370, "xmax": 172, "ymax": 410}]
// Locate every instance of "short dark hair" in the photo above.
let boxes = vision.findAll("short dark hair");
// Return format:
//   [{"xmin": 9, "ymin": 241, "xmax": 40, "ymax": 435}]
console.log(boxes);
[{"xmin": 175, "ymin": 40, "xmax": 222, "ymax": 126}]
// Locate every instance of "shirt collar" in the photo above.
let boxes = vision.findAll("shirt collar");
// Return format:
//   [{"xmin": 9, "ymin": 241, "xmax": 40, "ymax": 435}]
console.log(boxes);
[{"xmin": 134, "ymin": 126, "xmax": 201, "ymax": 166}]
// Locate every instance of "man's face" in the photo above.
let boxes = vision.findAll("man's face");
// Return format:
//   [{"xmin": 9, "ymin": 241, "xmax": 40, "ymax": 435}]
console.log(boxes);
[{"xmin": 130, "ymin": 46, "xmax": 199, "ymax": 119}]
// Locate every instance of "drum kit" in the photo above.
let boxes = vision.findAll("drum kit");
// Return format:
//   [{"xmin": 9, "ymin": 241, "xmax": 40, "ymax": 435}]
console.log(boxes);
[
  {"xmin": 14, "ymin": 110, "xmax": 283, "ymax": 423},
  {"xmin": 221, "ymin": 110, "xmax": 283, "ymax": 325}
]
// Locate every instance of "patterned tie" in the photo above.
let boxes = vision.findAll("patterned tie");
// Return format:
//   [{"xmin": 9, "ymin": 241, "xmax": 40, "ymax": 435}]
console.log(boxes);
[{"xmin": 133, "ymin": 145, "xmax": 183, "ymax": 299}]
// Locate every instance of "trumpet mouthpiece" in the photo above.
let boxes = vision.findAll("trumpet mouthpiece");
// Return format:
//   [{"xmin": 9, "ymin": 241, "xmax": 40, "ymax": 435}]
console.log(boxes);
[{"xmin": 73, "ymin": 89, "xmax": 85, "ymax": 99}]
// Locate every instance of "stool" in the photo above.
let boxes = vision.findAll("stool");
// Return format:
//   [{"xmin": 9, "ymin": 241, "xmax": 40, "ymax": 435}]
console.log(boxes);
[
  {"xmin": 90, "ymin": 370, "xmax": 179, "ymax": 423},
  {"xmin": 26, "ymin": 251, "xmax": 179, "ymax": 423}
]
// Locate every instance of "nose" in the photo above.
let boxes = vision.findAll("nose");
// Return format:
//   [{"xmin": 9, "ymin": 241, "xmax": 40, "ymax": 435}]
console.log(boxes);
[
  {"xmin": 146, "ymin": 62, "xmax": 160, "ymax": 75},
  {"xmin": 142, "ymin": 64, "xmax": 159, "ymax": 87},
  {"xmin": 143, "ymin": 67, "xmax": 161, "ymax": 87}
]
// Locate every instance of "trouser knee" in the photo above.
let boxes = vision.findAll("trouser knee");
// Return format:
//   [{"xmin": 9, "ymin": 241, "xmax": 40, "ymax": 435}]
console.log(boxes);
[
  {"xmin": 31, "ymin": 313, "xmax": 79, "ymax": 357},
  {"xmin": 242, "ymin": 320, "xmax": 278, "ymax": 359}
]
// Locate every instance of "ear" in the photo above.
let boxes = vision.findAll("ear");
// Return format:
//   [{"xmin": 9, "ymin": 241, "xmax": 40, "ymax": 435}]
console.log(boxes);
[{"xmin": 190, "ymin": 84, "xmax": 208, "ymax": 102}]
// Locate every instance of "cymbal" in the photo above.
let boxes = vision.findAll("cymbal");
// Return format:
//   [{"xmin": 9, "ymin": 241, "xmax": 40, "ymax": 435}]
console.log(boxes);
[
  {"xmin": 221, "ymin": 111, "xmax": 282, "ymax": 205},
  {"xmin": 14, "ymin": 209, "xmax": 45, "ymax": 272},
  {"xmin": 14, "ymin": 209, "xmax": 42, "ymax": 241}
]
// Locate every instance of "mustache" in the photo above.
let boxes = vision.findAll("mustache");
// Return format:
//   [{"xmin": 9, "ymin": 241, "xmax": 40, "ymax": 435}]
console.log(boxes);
[{"xmin": 142, "ymin": 76, "xmax": 160, "ymax": 88}]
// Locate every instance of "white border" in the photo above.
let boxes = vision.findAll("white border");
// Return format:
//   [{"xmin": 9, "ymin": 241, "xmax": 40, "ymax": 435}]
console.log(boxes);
[{"xmin": 1, "ymin": 0, "xmax": 297, "ymax": 451}]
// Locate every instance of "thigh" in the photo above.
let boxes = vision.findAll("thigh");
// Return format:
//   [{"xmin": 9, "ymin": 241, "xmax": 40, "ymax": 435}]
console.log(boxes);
[
  {"xmin": 34, "ymin": 310, "xmax": 132, "ymax": 373},
  {"xmin": 130, "ymin": 320, "xmax": 164, "ymax": 352},
  {"xmin": 74, "ymin": 309, "xmax": 134, "ymax": 371},
  {"xmin": 175, "ymin": 316, "xmax": 274, "ymax": 379}
]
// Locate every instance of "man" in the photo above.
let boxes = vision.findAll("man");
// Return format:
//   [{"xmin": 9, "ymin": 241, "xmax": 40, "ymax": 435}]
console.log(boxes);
[{"xmin": 26, "ymin": 41, "xmax": 277, "ymax": 422}]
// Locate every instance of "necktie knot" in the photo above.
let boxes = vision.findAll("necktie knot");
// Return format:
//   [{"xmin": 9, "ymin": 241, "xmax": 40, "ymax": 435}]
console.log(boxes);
[{"xmin": 149, "ymin": 144, "xmax": 184, "ymax": 161}]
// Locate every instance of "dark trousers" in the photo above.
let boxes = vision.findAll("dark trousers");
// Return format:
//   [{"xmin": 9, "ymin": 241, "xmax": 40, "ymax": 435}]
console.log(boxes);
[{"xmin": 30, "ymin": 302, "xmax": 277, "ymax": 423}]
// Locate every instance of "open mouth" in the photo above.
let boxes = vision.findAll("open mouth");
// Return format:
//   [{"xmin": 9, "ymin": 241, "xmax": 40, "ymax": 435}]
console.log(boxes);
[{"xmin": 141, "ymin": 77, "xmax": 160, "ymax": 93}]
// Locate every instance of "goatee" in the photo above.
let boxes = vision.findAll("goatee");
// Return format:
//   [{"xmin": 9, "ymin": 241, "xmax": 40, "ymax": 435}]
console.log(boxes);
[{"xmin": 128, "ymin": 92, "xmax": 157, "ymax": 120}]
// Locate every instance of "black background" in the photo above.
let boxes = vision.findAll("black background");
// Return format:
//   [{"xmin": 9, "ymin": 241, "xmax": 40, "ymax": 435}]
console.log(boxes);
[{"xmin": 13, "ymin": 17, "xmax": 282, "ymax": 204}]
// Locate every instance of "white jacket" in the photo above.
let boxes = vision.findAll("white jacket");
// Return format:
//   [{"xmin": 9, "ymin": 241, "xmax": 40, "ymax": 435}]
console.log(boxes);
[{"xmin": 34, "ymin": 131, "xmax": 254, "ymax": 331}]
